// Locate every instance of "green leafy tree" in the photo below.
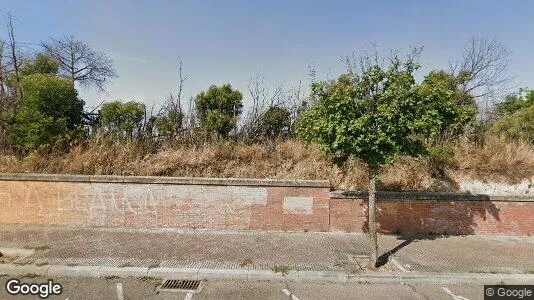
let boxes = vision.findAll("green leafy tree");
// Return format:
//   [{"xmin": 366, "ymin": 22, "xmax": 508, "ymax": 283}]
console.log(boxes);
[
  {"xmin": 20, "ymin": 53, "xmax": 59, "ymax": 76},
  {"xmin": 420, "ymin": 70, "xmax": 476, "ymax": 139},
  {"xmin": 492, "ymin": 105, "xmax": 534, "ymax": 143},
  {"xmin": 99, "ymin": 101, "xmax": 145, "ymax": 140},
  {"xmin": 298, "ymin": 52, "xmax": 468, "ymax": 268},
  {"xmin": 6, "ymin": 53, "xmax": 60, "ymax": 91},
  {"xmin": 496, "ymin": 89, "xmax": 534, "ymax": 116},
  {"xmin": 155, "ymin": 110, "xmax": 183, "ymax": 139},
  {"xmin": 257, "ymin": 105, "xmax": 291, "ymax": 140},
  {"xmin": 419, "ymin": 71, "xmax": 477, "ymax": 176},
  {"xmin": 195, "ymin": 84, "xmax": 243, "ymax": 137},
  {"xmin": 203, "ymin": 109, "xmax": 236, "ymax": 137},
  {"xmin": 8, "ymin": 74, "xmax": 84, "ymax": 153}
]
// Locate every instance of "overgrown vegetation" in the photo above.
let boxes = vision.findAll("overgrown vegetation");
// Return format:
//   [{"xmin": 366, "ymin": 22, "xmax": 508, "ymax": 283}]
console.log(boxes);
[
  {"xmin": 0, "ymin": 138, "xmax": 532, "ymax": 190},
  {"xmin": 0, "ymin": 13, "xmax": 533, "ymax": 195}
]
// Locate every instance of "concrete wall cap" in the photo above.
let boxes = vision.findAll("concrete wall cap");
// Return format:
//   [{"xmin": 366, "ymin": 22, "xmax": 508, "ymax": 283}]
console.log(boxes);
[
  {"xmin": 0, "ymin": 173, "xmax": 330, "ymax": 188},
  {"xmin": 330, "ymin": 190, "xmax": 534, "ymax": 202}
]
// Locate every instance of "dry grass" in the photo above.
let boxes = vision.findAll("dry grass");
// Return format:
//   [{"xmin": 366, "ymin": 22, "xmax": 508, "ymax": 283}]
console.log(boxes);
[
  {"xmin": 1, "ymin": 136, "xmax": 533, "ymax": 191},
  {"xmin": 452, "ymin": 136, "xmax": 534, "ymax": 183}
]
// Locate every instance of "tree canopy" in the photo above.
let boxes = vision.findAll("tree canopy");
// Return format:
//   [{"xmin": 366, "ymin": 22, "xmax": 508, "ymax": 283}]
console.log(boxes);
[
  {"xmin": 8, "ymin": 74, "xmax": 84, "ymax": 153},
  {"xmin": 297, "ymin": 52, "xmax": 476, "ymax": 267},
  {"xmin": 99, "ymin": 101, "xmax": 146, "ymax": 140},
  {"xmin": 195, "ymin": 84, "xmax": 243, "ymax": 137},
  {"xmin": 300, "ymin": 56, "xmax": 444, "ymax": 170},
  {"xmin": 496, "ymin": 89, "xmax": 534, "ymax": 116}
]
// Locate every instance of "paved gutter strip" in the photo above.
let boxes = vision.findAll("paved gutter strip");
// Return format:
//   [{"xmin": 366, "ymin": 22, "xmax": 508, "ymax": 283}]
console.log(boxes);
[
  {"xmin": 2, "ymin": 264, "xmax": 534, "ymax": 284},
  {"xmin": 47, "ymin": 265, "xmax": 101, "ymax": 277},
  {"xmin": 98, "ymin": 266, "xmax": 149, "ymax": 278},
  {"xmin": 147, "ymin": 267, "xmax": 199, "ymax": 280}
]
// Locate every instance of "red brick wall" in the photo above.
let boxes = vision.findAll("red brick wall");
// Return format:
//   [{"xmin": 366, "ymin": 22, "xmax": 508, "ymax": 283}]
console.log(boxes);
[
  {"xmin": 0, "ymin": 178, "xmax": 330, "ymax": 232},
  {"xmin": 1, "ymin": 174, "xmax": 532, "ymax": 235},
  {"xmin": 329, "ymin": 198, "xmax": 534, "ymax": 236}
]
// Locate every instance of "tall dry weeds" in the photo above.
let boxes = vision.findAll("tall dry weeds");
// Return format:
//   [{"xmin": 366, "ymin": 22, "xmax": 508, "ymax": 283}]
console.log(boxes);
[
  {"xmin": 1, "ymin": 136, "xmax": 533, "ymax": 190},
  {"xmin": 451, "ymin": 136, "xmax": 534, "ymax": 183}
]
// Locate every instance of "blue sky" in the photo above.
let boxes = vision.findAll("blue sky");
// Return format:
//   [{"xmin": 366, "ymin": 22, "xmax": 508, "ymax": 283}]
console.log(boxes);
[{"xmin": 1, "ymin": 0, "xmax": 533, "ymax": 110}]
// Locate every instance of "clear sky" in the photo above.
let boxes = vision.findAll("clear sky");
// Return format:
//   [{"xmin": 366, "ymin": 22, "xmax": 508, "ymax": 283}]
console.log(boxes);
[{"xmin": 1, "ymin": 0, "xmax": 533, "ymax": 110}]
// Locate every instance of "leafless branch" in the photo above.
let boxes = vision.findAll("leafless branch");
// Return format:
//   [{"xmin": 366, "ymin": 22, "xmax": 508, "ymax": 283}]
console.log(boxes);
[
  {"xmin": 452, "ymin": 36, "xmax": 512, "ymax": 99},
  {"xmin": 7, "ymin": 13, "xmax": 22, "ymax": 99},
  {"xmin": 42, "ymin": 35, "xmax": 117, "ymax": 92}
]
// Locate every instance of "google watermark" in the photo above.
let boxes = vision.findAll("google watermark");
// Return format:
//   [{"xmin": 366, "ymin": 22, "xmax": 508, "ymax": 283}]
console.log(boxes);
[
  {"xmin": 485, "ymin": 285, "xmax": 534, "ymax": 299},
  {"xmin": 5, "ymin": 278, "xmax": 62, "ymax": 299}
]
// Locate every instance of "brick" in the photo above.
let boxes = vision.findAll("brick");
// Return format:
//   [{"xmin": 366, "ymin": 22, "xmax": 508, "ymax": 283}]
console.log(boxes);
[{"xmin": 1, "ymin": 179, "xmax": 532, "ymax": 235}]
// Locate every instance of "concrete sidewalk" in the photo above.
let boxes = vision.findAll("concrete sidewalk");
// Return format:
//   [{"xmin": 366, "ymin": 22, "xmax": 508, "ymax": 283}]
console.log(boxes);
[{"xmin": 1, "ymin": 226, "xmax": 533, "ymax": 284}]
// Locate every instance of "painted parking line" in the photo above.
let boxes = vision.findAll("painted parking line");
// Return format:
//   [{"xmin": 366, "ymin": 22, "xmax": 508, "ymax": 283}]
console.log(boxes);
[
  {"xmin": 116, "ymin": 283, "xmax": 124, "ymax": 300},
  {"xmin": 441, "ymin": 287, "xmax": 470, "ymax": 300},
  {"xmin": 282, "ymin": 288, "xmax": 301, "ymax": 300}
]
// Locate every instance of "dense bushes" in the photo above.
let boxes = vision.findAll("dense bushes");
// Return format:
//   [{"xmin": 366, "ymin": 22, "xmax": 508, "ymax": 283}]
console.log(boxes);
[
  {"xmin": 195, "ymin": 84, "xmax": 243, "ymax": 137},
  {"xmin": 7, "ymin": 74, "xmax": 84, "ymax": 153},
  {"xmin": 492, "ymin": 105, "xmax": 534, "ymax": 143},
  {"xmin": 99, "ymin": 101, "xmax": 145, "ymax": 140}
]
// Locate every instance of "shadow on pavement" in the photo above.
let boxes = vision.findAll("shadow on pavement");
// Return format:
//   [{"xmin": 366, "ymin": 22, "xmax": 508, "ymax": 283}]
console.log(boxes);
[{"xmin": 352, "ymin": 191, "xmax": 501, "ymax": 268}]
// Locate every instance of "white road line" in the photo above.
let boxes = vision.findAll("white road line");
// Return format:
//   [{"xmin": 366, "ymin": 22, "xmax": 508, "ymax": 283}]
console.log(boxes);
[
  {"xmin": 184, "ymin": 292, "xmax": 193, "ymax": 300},
  {"xmin": 390, "ymin": 257, "xmax": 409, "ymax": 272},
  {"xmin": 441, "ymin": 287, "xmax": 470, "ymax": 300},
  {"xmin": 116, "ymin": 283, "xmax": 124, "ymax": 300},
  {"xmin": 281, "ymin": 288, "xmax": 301, "ymax": 300}
]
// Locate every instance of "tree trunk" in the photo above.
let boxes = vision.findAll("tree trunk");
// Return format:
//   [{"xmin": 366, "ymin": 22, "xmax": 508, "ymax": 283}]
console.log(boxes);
[
  {"xmin": 7, "ymin": 15, "xmax": 22, "ymax": 101},
  {"xmin": 368, "ymin": 170, "xmax": 378, "ymax": 269}
]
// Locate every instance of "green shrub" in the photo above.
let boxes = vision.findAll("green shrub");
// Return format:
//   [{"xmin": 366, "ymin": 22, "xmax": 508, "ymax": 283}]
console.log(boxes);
[
  {"xmin": 203, "ymin": 110, "xmax": 236, "ymax": 137},
  {"xmin": 99, "ymin": 101, "xmax": 145, "ymax": 140},
  {"xmin": 195, "ymin": 84, "xmax": 243, "ymax": 137},
  {"xmin": 257, "ymin": 106, "xmax": 291, "ymax": 140},
  {"xmin": 8, "ymin": 74, "xmax": 84, "ymax": 153},
  {"xmin": 155, "ymin": 110, "xmax": 183, "ymax": 139},
  {"xmin": 496, "ymin": 90, "xmax": 534, "ymax": 116},
  {"xmin": 492, "ymin": 105, "xmax": 534, "ymax": 143}
]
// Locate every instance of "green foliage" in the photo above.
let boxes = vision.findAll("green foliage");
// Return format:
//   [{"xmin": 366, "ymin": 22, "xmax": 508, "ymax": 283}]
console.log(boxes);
[
  {"xmin": 496, "ymin": 90, "xmax": 534, "ymax": 116},
  {"xmin": 155, "ymin": 110, "xmax": 183, "ymax": 138},
  {"xmin": 491, "ymin": 105, "xmax": 534, "ymax": 143},
  {"xmin": 297, "ymin": 56, "xmax": 470, "ymax": 172},
  {"xmin": 195, "ymin": 84, "xmax": 243, "ymax": 137},
  {"xmin": 20, "ymin": 53, "xmax": 59, "ymax": 76},
  {"xmin": 99, "ymin": 101, "xmax": 145, "ymax": 140},
  {"xmin": 257, "ymin": 106, "xmax": 291, "ymax": 140},
  {"xmin": 428, "ymin": 145, "xmax": 457, "ymax": 174},
  {"xmin": 420, "ymin": 70, "xmax": 477, "ymax": 138},
  {"xmin": 203, "ymin": 109, "xmax": 236, "ymax": 137},
  {"xmin": 271, "ymin": 265, "xmax": 291, "ymax": 276},
  {"xmin": 6, "ymin": 54, "xmax": 60, "ymax": 90},
  {"xmin": 8, "ymin": 74, "xmax": 84, "ymax": 153}
]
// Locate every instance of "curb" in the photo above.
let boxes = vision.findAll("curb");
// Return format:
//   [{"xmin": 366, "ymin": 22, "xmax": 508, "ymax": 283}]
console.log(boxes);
[{"xmin": 2, "ymin": 264, "xmax": 534, "ymax": 284}]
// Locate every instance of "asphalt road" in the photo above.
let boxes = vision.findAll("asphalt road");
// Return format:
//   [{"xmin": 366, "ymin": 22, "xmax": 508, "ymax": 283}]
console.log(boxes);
[{"xmin": 0, "ymin": 275, "xmax": 485, "ymax": 300}]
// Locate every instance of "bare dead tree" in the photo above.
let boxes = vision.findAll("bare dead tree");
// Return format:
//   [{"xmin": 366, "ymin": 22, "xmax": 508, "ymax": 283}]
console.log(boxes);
[
  {"xmin": 240, "ymin": 75, "xmax": 305, "ymax": 143},
  {"xmin": 6, "ymin": 13, "xmax": 22, "ymax": 99},
  {"xmin": 185, "ymin": 95, "xmax": 196, "ymax": 128},
  {"xmin": 173, "ymin": 58, "xmax": 186, "ymax": 121},
  {"xmin": 452, "ymin": 37, "xmax": 512, "ymax": 100},
  {"xmin": 285, "ymin": 81, "xmax": 304, "ymax": 125},
  {"xmin": 156, "ymin": 59, "xmax": 187, "ymax": 140},
  {"xmin": 0, "ymin": 40, "xmax": 6, "ymax": 98},
  {"xmin": 307, "ymin": 64, "xmax": 316, "ymax": 84},
  {"xmin": 42, "ymin": 35, "xmax": 117, "ymax": 91},
  {"xmin": 242, "ymin": 75, "xmax": 285, "ymax": 139}
]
